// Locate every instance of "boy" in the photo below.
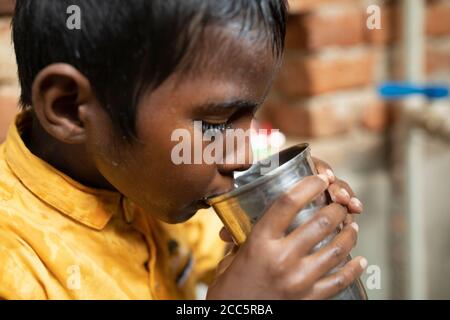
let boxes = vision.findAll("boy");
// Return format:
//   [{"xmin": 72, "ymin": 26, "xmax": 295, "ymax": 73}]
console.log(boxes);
[{"xmin": 0, "ymin": 0, "xmax": 365, "ymax": 299}]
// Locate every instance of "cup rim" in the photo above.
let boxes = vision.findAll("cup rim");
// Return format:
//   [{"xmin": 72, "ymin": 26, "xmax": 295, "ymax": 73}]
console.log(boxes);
[{"xmin": 206, "ymin": 143, "xmax": 310, "ymax": 205}]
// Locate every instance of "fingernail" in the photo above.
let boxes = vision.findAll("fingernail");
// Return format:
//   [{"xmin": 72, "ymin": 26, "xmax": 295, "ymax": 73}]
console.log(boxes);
[
  {"xmin": 330, "ymin": 193, "xmax": 337, "ymax": 203},
  {"xmin": 359, "ymin": 257, "xmax": 368, "ymax": 269},
  {"xmin": 317, "ymin": 174, "xmax": 329, "ymax": 185},
  {"xmin": 326, "ymin": 169, "xmax": 335, "ymax": 180},
  {"xmin": 350, "ymin": 197, "xmax": 363, "ymax": 210},
  {"xmin": 340, "ymin": 188, "xmax": 350, "ymax": 199},
  {"xmin": 350, "ymin": 222, "xmax": 359, "ymax": 232}
]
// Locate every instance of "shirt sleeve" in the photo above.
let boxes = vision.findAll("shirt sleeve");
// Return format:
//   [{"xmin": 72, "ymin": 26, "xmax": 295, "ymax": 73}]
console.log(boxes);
[{"xmin": 183, "ymin": 208, "xmax": 227, "ymax": 285}]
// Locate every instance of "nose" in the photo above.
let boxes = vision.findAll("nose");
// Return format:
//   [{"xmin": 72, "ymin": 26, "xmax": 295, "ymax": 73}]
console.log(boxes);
[
  {"xmin": 217, "ymin": 158, "xmax": 252, "ymax": 176},
  {"xmin": 217, "ymin": 139, "xmax": 253, "ymax": 176}
]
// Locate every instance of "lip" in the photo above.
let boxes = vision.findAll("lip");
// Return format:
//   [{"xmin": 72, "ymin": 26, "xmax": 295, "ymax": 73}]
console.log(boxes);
[
  {"xmin": 195, "ymin": 199, "xmax": 211, "ymax": 209},
  {"xmin": 178, "ymin": 201, "xmax": 211, "ymax": 221},
  {"xmin": 197, "ymin": 187, "xmax": 235, "ymax": 208},
  {"xmin": 205, "ymin": 188, "xmax": 234, "ymax": 200}
]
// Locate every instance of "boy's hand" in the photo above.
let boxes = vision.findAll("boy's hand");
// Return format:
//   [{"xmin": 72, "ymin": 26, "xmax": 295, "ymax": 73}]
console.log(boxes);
[
  {"xmin": 207, "ymin": 159, "xmax": 366, "ymax": 300},
  {"xmin": 312, "ymin": 157, "xmax": 363, "ymax": 214}
]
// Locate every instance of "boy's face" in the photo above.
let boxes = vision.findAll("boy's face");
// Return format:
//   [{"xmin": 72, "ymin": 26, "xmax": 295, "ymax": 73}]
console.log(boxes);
[{"xmin": 81, "ymin": 29, "xmax": 279, "ymax": 223}]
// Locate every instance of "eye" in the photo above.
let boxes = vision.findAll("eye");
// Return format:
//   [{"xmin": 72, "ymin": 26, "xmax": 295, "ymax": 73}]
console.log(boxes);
[{"xmin": 201, "ymin": 121, "xmax": 232, "ymax": 134}]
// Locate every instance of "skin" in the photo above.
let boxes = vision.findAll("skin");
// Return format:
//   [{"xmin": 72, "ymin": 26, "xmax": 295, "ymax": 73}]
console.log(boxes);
[{"xmin": 26, "ymin": 26, "xmax": 365, "ymax": 299}]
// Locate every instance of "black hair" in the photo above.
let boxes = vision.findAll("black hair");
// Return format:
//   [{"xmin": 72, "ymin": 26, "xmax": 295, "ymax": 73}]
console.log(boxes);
[{"xmin": 12, "ymin": 0, "xmax": 287, "ymax": 140}]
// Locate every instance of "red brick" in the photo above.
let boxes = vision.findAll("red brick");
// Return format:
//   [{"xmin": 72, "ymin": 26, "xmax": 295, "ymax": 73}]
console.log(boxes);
[
  {"xmin": 361, "ymin": 100, "xmax": 390, "ymax": 132},
  {"xmin": 286, "ymin": 5, "xmax": 400, "ymax": 49},
  {"xmin": 0, "ymin": 0, "xmax": 14, "ymax": 16},
  {"xmin": 275, "ymin": 51, "xmax": 376, "ymax": 98},
  {"xmin": 262, "ymin": 90, "xmax": 385, "ymax": 138},
  {"xmin": 426, "ymin": 44, "xmax": 450, "ymax": 75},
  {"xmin": 285, "ymin": 15, "xmax": 308, "ymax": 50},
  {"xmin": 265, "ymin": 100, "xmax": 355, "ymax": 138},
  {"xmin": 0, "ymin": 87, "xmax": 20, "ymax": 143},
  {"xmin": 288, "ymin": 0, "xmax": 358, "ymax": 13},
  {"xmin": 426, "ymin": 2, "xmax": 450, "ymax": 36},
  {"xmin": 286, "ymin": 9, "xmax": 365, "ymax": 50},
  {"xmin": 0, "ymin": 18, "xmax": 17, "ymax": 85}
]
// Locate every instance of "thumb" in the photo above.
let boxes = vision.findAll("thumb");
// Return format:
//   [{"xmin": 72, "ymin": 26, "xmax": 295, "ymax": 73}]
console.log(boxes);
[
  {"xmin": 215, "ymin": 245, "xmax": 238, "ymax": 276},
  {"xmin": 215, "ymin": 227, "xmax": 238, "ymax": 277},
  {"xmin": 219, "ymin": 226, "xmax": 234, "ymax": 243}
]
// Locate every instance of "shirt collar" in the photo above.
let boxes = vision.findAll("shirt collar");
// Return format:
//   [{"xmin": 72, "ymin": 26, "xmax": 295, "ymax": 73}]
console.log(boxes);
[{"xmin": 4, "ymin": 111, "xmax": 123, "ymax": 230}]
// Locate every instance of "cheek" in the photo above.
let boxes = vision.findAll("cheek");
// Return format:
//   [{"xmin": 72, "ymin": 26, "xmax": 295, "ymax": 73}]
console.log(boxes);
[
  {"xmin": 101, "ymin": 116, "xmax": 215, "ymax": 215},
  {"xmin": 136, "ymin": 119, "xmax": 218, "ymax": 200},
  {"xmin": 82, "ymin": 102, "xmax": 217, "ymax": 219}
]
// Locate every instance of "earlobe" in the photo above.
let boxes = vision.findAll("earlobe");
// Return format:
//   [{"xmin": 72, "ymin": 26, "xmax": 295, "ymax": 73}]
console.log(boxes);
[{"xmin": 31, "ymin": 63, "xmax": 93, "ymax": 144}]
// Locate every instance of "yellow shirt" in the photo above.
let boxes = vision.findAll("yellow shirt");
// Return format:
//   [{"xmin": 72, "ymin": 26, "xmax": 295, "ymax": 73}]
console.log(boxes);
[{"xmin": 0, "ymin": 111, "xmax": 226, "ymax": 300}]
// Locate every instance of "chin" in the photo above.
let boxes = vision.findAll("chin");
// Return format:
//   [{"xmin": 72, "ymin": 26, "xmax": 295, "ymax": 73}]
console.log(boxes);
[{"xmin": 165, "ymin": 201, "xmax": 209, "ymax": 224}]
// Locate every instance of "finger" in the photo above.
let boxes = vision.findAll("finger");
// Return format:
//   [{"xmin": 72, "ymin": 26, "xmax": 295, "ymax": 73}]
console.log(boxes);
[
  {"xmin": 215, "ymin": 249, "xmax": 238, "ymax": 276},
  {"xmin": 337, "ymin": 214, "xmax": 354, "ymax": 234},
  {"xmin": 328, "ymin": 183, "xmax": 351, "ymax": 206},
  {"xmin": 284, "ymin": 203, "xmax": 348, "ymax": 257},
  {"xmin": 348, "ymin": 197, "xmax": 364, "ymax": 214},
  {"xmin": 219, "ymin": 227, "xmax": 234, "ymax": 243},
  {"xmin": 331, "ymin": 179, "xmax": 355, "ymax": 198},
  {"xmin": 301, "ymin": 221, "xmax": 359, "ymax": 280},
  {"xmin": 255, "ymin": 175, "xmax": 329, "ymax": 239},
  {"xmin": 312, "ymin": 157, "xmax": 336, "ymax": 183},
  {"xmin": 330, "ymin": 179, "xmax": 363, "ymax": 214},
  {"xmin": 305, "ymin": 256, "xmax": 367, "ymax": 300},
  {"xmin": 343, "ymin": 214, "xmax": 354, "ymax": 226}
]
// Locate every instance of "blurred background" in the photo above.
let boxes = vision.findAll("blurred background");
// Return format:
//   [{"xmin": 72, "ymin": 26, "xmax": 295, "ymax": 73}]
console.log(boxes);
[{"xmin": 0, "ymin": 0, "xmax": 449, "ymax": 299}]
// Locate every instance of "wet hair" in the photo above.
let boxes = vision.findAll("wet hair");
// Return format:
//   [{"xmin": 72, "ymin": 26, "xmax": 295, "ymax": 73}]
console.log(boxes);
[{"xmin": 12, "ymin": 0, "xmax": 287, "ymax": 139}]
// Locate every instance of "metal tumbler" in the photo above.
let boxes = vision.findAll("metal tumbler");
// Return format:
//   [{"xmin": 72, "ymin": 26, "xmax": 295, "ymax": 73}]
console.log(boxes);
[{"xmin": 206, "ymin": 144, "xmax": 368, "ymax": 300}]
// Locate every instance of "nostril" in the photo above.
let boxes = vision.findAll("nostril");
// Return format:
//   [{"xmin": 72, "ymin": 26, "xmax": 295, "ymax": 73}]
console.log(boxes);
[{"xmin": 217, "ymin": 162, "xmax": 251, "ymax": 177}]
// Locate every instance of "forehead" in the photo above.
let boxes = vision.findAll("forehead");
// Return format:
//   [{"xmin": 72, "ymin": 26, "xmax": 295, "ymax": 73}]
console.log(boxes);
[
  {"xmin": 181, "ymin": 24, "xmax": 280, "ymax": 86},
  {"xmin": 137, "ymin": 24, "xmax": 281, "ymax": 118}
]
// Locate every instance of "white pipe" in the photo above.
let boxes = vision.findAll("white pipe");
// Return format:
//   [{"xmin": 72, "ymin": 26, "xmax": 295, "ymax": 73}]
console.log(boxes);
[
  {"xmin": 403, "ymin": 0, "xmax": 425, "ymax": 82},
  {"xmin": 403, "ymin": 0, "xmax": 427, "ymax": 299}
]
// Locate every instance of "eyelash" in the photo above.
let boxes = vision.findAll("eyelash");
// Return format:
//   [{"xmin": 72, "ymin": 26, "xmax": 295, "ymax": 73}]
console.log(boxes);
[
  {"xmin": 201, "ymin": 122, "xmax": 232, "ymax": 133},
  {"xmin": 200, "ymin": 106, "xmax": 259, "ymax": 134}
]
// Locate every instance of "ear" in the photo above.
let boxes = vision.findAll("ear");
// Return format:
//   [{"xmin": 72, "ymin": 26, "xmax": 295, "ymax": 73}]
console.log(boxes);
[{"xmin": 31, "ymin": 63, "xmax": 95, "ymax": 144}]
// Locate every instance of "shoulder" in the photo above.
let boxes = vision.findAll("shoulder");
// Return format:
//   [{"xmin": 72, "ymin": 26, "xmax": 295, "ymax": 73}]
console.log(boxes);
[
  {"xmin": 0, "ymin": 146, "xmax": 18, "ymax": 203},
  {"xmin": 0, "ymin": 156, "xmax": 48, "ymax": 299},
  {"xmin": 0, "ymin": 222, "xmax": 47, "ymax": 299}
]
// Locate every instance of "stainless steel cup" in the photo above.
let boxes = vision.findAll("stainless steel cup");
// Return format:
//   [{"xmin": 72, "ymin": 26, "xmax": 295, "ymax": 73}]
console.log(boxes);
[{"xmin": 206, "ymin": 144, "xmax": 368, "ymax": 300}]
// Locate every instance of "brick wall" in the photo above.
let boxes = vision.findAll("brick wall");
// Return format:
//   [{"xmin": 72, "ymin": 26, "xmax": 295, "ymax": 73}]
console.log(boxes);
[
  {"xmin": 262, "ymin": 0, "xmax": 450, "ymax": 138},
  {"xmin": 426, "ymin": 0, "xmax": 450, "ymax": 81},
  {"xmin": 0, "ymin": 0, "xmax": 18, "ymax": 142}
]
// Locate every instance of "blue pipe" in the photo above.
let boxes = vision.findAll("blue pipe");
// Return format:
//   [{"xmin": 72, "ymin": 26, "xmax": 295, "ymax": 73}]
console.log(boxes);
[{"xmin": 378, "ymin": 82, "xmax": 449, "ymax": 100}]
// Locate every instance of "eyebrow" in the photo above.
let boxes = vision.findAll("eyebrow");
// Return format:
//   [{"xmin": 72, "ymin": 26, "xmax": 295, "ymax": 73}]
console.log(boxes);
[{"xmin": 196, "ymin": 99, "xmax": 261, "ymax": 113}]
